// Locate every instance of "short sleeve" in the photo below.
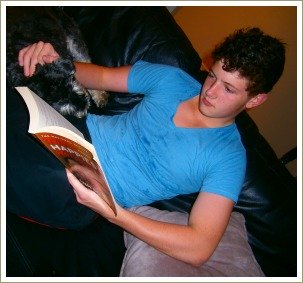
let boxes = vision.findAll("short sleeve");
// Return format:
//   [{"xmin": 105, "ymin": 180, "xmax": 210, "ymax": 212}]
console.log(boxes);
[
  {"xmin": 202, "ymin": 148, "xmax": 246, "ymax": 203},
  {"xmin": 127, "ymin": 60, "xmax": 201, "ymax": 102}
]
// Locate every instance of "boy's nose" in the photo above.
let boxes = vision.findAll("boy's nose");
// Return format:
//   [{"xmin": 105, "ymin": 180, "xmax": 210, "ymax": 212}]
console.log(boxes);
[{"xmin": 205, "ymin": 88, "xmax": 217, "ymax": 99}]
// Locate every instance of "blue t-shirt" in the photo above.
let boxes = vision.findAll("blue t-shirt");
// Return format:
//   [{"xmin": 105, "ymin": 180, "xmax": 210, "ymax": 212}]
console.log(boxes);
[{"xmin": 86, "ymin": 61, "xmax": 246, "ymax": 207}]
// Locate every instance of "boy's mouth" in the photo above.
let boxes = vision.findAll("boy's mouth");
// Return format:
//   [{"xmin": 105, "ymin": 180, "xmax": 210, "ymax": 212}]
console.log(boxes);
[{"xmin": 201, "ymin": 96, "xmax": 213, "ymax": 107}]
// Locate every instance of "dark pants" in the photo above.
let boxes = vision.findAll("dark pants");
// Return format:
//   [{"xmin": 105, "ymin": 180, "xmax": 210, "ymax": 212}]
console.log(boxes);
[{"xmin": 6, "ymin": 211, "xmax": 126, "ymax": 277}]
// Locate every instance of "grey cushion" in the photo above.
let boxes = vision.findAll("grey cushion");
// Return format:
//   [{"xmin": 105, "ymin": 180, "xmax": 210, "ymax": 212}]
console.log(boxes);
[{"xmin": 120, "ymin": 206, "xmax": 264, "ymax": 277}]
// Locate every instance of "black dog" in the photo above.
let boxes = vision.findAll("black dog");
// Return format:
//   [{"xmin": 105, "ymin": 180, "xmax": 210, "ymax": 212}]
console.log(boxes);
[{"xmin": 6, "ymin": 6, "xmax": 108, "ymax": 118}]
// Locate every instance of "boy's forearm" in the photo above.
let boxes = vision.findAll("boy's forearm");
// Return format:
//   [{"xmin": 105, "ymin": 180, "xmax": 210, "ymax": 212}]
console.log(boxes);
[
  {"xmin": 74, "ymin": 62, "xmax": 106, "ymax": 90},
  {"xmin": 74, "ymin": 62, "xmax": 130, "ymax": 93},
  {"xmin": 110, "ymin": 207, "xmax": 212, "ymax": 266}
]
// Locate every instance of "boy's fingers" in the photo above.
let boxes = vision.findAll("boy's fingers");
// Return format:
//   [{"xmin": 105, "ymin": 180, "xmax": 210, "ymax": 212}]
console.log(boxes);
[
  {"xmin": 66, "ymin": 169, "xmax": 87, "ymax": 193},
  {"xmin": 66, "ymin": 169, "xmax": 79, "ymax": 186},
  {"xmin": 21, "ymin": 44, "xmax": 37, "ymax": 76},
  {"xmin": 29, "ymin": 41, "xmax": 45, "ymax": 76},
  {"xmin": 19, "ymin": 42, "xmax": 60, "ymax": 77},
  {"xmin": 40, "ymin": 43, "xmax": 59, "ymax": 64},
  {"xmin": 43, "ymin": 55, "xmax": 59, "ymax": 63},
  {"xmin": 18, "ymin": 45, "xmax": 30, "ymax": 67},
  {"xmin": 36, "ymin": 41, "xmax": 47, "ymax": 65}
]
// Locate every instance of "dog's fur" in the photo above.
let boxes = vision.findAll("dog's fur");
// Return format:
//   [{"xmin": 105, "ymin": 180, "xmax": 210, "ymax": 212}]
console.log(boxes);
[{"xmin": 7, "ymin": 6, "xmax": 108, "ymax": 118}]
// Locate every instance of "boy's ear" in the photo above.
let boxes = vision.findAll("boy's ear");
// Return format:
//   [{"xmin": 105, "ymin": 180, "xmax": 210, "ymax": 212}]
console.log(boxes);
[{"xmin": 245, "ymin": 93, "xmax": 268, "ymax": 109}]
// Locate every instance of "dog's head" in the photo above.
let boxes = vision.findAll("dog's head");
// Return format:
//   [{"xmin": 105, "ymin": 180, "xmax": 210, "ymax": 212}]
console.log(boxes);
[
  {"xmin": 6, "ymin": 6, "xmax": 95, "ymax": 118},
  {"xmin": 17, "ymin": 58, "xmax": 91, "ymax": 118}
]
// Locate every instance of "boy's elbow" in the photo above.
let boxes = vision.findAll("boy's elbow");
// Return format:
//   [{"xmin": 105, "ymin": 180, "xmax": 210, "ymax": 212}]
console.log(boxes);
[
  {"xmin": 188, "ymin": 257, "xmax": 209, "ymax": 268},
  {"xmin": 186, "ymin": 251, "xmax": 212, "ymax": 267}
]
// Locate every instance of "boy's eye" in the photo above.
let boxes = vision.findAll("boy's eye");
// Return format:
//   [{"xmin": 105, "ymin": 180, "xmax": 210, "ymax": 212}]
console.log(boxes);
[{"xmin": 225, "ymin": 87, "xmax": 235, "ymax": 94}]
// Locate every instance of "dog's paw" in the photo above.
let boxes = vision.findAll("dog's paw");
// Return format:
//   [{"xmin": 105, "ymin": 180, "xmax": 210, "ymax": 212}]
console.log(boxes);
[{"xmin": 89, "ymin": 89, "xmax": 109, "ymax": 108}]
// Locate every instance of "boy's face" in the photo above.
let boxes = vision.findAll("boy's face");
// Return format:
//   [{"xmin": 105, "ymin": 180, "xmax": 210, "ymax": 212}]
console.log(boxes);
[{"xmin": 199, "ymin": 60, "xmax": 260, "ymax": 126}]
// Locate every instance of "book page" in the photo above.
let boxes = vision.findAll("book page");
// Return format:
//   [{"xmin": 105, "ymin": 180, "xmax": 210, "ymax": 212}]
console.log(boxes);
[{"xmin": 15, "ymin": 86, "xmax": 84, "ymax": 138}]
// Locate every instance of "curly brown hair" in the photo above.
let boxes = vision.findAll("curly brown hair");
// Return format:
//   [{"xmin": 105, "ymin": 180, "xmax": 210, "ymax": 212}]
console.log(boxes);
[{"xmin": 211, "ymin": 27, "xmax": 286, "ymax": 96}]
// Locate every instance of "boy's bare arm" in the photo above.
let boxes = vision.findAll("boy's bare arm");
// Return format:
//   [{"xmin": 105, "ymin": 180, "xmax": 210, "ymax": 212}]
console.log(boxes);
[
  {"xmin": 74, "ymin": 62, "xmax": 131, "ymax": 93},
  {"xmin": 18, "ymin": 41, "xmax": 131, "ymax": 93}
]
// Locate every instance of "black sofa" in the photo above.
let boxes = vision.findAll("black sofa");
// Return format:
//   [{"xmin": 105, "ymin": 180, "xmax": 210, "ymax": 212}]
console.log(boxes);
[{"xmin": 6, "ymin": 6, "xmax": 297, "ymax": 277}]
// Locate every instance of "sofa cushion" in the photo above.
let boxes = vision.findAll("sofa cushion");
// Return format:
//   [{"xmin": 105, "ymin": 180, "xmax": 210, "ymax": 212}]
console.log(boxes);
[{"xmin": 120, "ymin": 206, "xmax": 264, "ymax": 277}]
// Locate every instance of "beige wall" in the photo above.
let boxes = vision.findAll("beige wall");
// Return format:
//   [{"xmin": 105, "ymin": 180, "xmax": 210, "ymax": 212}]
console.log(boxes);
[{"xmin": 173, "ymin": 6, "xmax": 297, "ymax": 176}]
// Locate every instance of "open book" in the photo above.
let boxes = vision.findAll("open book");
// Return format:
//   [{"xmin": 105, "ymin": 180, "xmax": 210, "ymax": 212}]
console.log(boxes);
[{"xmin": 15, "ymin": 86, "xmax": 117, "ymax": 215}]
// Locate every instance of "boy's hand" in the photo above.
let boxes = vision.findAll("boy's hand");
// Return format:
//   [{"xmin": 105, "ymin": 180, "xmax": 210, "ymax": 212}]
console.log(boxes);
[
  {"xmin": 66, "ymin": 169, "xmax": 119, "ymax": 219},
  {"xmin": 18, "ymin": 41, "xmax": 60, "ymax": 77}
]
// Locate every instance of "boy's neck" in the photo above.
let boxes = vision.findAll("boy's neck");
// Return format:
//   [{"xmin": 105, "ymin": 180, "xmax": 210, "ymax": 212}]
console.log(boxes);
[{"xmin": 173, "ymin": 96, "xmax": 235, "ymax": 129}]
